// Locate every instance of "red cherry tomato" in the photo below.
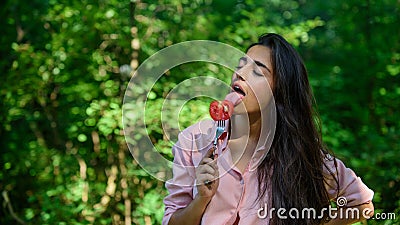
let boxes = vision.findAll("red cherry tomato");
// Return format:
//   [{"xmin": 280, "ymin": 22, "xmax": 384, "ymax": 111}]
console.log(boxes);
[{"xmin": 209, "ymin": 100, "xmax": 234, "ymax": 121}]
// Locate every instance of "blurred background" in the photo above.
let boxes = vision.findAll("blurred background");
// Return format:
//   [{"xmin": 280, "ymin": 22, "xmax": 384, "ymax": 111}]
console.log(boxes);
[{"xmin": 1, "ymin": 0, "xmax": 399, "ymax": 224}]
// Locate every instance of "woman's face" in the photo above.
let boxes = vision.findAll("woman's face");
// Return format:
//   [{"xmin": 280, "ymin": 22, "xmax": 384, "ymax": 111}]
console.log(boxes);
[{"xmin": 231, "ymin": 45, "xmax": 274, "ymax": 115}]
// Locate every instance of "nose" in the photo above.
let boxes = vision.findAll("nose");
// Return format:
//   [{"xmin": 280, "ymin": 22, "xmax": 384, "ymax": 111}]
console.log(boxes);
[
  {"xmin": 234, "ymin": 62, "xmax": 254, "ymax": 81},
  {"xmin": 234, "ymin": 73, "xmax": 245, "ymax": 82},
  {"xmin": 234, "ymin": 68, "xmax": 247, "ymax": 81}
]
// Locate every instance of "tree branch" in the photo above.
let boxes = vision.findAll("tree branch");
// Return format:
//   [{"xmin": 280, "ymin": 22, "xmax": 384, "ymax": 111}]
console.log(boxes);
[{"xmin": 2, "ymin": 191, "xmax": 26, "ymax": 225}]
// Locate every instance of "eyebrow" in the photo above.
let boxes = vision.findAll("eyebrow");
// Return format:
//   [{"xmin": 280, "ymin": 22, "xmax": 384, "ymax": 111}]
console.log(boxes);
[
  {"xmin": 255, "ymin": 60, "xmax": 271, "ymax": 73},
  {"xmin": 239, "ymin": 57, "xmax": 247, "ymax": 64},
  {"xmin": 238, "ymin": 57, "xmax": 271, "ymax": 73}
]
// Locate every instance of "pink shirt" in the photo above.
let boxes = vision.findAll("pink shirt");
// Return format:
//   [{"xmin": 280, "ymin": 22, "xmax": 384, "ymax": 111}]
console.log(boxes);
[{"xmin": 163, "ymin": 119, "xmax": 374, "ymax": 225}]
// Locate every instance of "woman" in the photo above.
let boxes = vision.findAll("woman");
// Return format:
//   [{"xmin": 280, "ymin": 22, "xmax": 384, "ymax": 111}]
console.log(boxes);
[{"xmin": 163, "ymin": 33, "xmax": 374, "ymax": 225}]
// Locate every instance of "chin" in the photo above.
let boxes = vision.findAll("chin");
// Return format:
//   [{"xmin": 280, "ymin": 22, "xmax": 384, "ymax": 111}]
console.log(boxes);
[{"xmin": 232, "ymin": 104, "xmax": 248, "ymax": 115}]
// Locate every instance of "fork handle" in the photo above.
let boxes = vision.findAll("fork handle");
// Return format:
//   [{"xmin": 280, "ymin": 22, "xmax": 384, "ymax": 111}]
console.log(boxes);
[{"xmin": 213, "ymin": 138, "xmax": 218, "ymax": 146}]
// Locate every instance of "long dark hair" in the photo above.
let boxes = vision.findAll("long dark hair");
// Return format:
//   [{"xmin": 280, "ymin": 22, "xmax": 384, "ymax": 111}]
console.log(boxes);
[{"xmin": 251, "ymin": 33, "xmax": 338, "ymax": 225}]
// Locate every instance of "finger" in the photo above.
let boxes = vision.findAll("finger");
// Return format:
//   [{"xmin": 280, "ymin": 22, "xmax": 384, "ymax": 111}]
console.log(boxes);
[
  {"xmin": 208, "ymin": 158, "xmax": 218, "ymax": 171},
  {"xmin": 198, "ymin": 174, "xmax": 216, "ymax": 184},
  {"xmin": 204, "ymin": 174, "xmax": 219, "ymax": 187},
  {"xmin": 201, "ymin": 147, "xmax": 218, "ymax": 164},
  {"xmin": 200, "ymin": 157, "xmax": 213, "ymax": 165},
  {"xmin": 198, "ymin": 164, "xmax": 216, "ymax": 176},
  {"xmin": 204, "ymin": 180, "xmax": 213, "ymax": 186},
  {"xmin": 204, "ymin": 146, "xmax": 216, "ymax": 159},
  {"xmin": 199, "ymin": 160, "xmax": 218, "ymax": 176}
]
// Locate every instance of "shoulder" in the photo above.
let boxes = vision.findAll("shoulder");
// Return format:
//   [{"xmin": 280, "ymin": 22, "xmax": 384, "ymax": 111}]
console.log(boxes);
[
  {"xmin": 322, "ymin": 153, "xmax": 352, "ymax": 177},
  {"xmin": 178, "ymin": 119, "xmax": 215, "ymax": 144},
  {"xmin": 183, "ymin": 119, "xmax": 215, "ymax": 136},
  {"xmin": 172, "ymin": 119, "xmax": 215, "ymax": 156},
  {"xmin": 322, "ymin": 153, "xmax": 374, "ymax": 205},
  {"xmin": 322, "ymin": 153, "xmax": 346, "ymax": 179}
]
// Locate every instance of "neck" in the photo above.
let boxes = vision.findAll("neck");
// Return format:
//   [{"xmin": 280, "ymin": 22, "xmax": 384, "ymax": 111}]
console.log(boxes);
[
  {"xmin": 229, "ymin": 102, "xmax": 275, "ymax": 149},
  {"xmin": 228, "ymin": 112, "xmax": 263, "ymax": 167},
  {"xmin": 230, "ymin": 112, "xmax": 262, "ymax": 142}
]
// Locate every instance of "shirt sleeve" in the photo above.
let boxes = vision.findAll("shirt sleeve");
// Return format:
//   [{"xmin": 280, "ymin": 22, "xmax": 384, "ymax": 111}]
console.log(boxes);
[
  {"xmin": 323, "ymin": 155, "xmax": 374, "ymax": 207},
  {"xmin": 162, "ymin": 130, "xmax": 196, "ymax": 225}
]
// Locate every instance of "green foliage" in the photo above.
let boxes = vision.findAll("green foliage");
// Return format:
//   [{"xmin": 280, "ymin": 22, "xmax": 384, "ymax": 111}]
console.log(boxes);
[{"xmin": 1, "ymin": 0, "xmax": 399, "ymax": 224}]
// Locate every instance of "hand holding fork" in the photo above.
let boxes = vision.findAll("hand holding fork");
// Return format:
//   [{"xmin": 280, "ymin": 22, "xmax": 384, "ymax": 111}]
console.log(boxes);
[{"xmin": 203, "ymin": 120, "xmax": 225, "ymax": 186}]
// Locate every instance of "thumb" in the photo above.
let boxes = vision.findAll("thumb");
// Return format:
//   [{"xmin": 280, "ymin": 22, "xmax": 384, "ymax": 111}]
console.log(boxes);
[{"xmin": 205, "ymin": 146, "xmax": 216, "ymax": 159}]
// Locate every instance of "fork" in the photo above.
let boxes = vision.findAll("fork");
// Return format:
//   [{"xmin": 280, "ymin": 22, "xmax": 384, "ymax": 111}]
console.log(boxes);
[
  {"xmin": 213, "ymin": 120, "xmax": 226, "ymax": 148},
  {"xmin": 204, "ymin": 120, "xmax": 225, "ymax": 186}
]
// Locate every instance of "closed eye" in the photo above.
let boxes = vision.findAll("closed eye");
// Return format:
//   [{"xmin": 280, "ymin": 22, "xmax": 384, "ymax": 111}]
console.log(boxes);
[
  {"xmin": 236, "ymin": 57, "xmax": 271, "ymax": 77},
  {"xmin": 253, "ymin": 70, "xmax": 263, "ymax": 76}
]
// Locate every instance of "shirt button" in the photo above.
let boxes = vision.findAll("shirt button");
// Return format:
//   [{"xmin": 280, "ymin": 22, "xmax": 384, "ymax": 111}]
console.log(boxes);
[{"xmin": 240, "ymin": 179, "xmax": 244, "ymax": 185}]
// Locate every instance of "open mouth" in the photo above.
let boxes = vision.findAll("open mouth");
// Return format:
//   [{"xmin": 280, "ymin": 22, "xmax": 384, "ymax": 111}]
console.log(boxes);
[{"xmin": 232, "ymin": 83, "xmax": 246, "ymax": 97}]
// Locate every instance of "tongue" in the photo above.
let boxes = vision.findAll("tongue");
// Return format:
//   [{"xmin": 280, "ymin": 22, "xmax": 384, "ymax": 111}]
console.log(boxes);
[{"xmin": 224, "ymin": 92, "xmax": 243, "ymax": 106}]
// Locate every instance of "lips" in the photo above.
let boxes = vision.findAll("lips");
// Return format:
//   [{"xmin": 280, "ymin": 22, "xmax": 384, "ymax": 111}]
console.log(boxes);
[{"xmin": 232, "ymin": 82, "xmax": 246, "ymax": 97}]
